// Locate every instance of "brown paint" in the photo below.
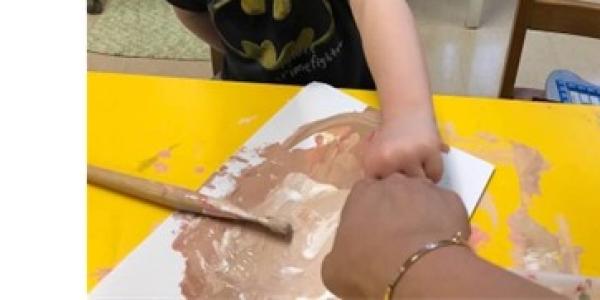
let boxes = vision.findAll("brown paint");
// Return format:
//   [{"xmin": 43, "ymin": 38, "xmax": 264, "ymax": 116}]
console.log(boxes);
[
  {"xmin": 439, "ymin": 124, "xmax": 590, "ymax": 295},
  {"xmin": 93, "ymin": 268, "xmax": 113, "ymax": 281},
  {"xmin": 512, "ymin": 143, "xmax": 549, "ymax": 201},
  {"xmin": 508, "ymin": 143, "xmax": 581, "ymax": 278},
  {"xmin": 194, "ymin": 166, "xmax": 205, "ymax": 174},
  {"xmin": 173, "ymin": 110, "xmax": 379, "ymax": 299},
  {"xmin": 153, "ymin": 162, "xmax": 168, "ymax": 173},
  {"xmin": 508, "ymin": 208, "xmax": 581, "ymax": 274},
  {"xmin": 479, "ymin": 193, "xmax": 498, "ymax": 226}
]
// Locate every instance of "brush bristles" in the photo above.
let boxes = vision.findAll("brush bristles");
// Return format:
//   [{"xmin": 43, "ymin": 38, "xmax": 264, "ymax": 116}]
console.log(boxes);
[{"xmin": 260, "ymin": 217, "xmax": 294, "ymax": 239}]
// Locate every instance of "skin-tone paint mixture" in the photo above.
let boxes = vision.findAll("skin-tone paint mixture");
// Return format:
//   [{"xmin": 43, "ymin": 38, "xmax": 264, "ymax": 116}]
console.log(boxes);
[
  {"xmin": 173, "ymin": 110, "xmax": 379, "ymax": 299},
  {"xmin": 194, "ymin": 166, "xmax": 205, "ymax": 174},
  {"xmin": 93, "ymin": 268, "xmax": 113, "ymax": 281},
  {"xmin": 512, "ymin": 143, "xmax": 550, "ymax": 202},
  {"xmin": 478, "ymin": 193, "xmax": 498, "ymax": 226},
  {"xmin": 170, "ymin": 117, "xmax": 595, "ymax": 298},
  {"xmin": 137, "ymin": 143, "xmax": 179, "ymax": 172},
  {"xmin": 469, "ymin": 225, "xmax": 490, "ymax": 249},
  {"xmin": 508, "ymin": 142, "xmax": 581, "ymax": 275},
  {"xmin": 441, "ymin": 123, "xmax": 598, "ymax": 298},
  {"xmin": 238, "ymin": 115, "xmax": 258, "ymax": 125},
  {"xmin": 506, "ymin": 143, "xmax": 599, "ymax": 299},
  {"xmin": 508, "ymin": 208, "xmax": 580, "ymax": 273},
  {"xmin": 153, "ymin": 161, "xmax": 169, "ymax": 173}
]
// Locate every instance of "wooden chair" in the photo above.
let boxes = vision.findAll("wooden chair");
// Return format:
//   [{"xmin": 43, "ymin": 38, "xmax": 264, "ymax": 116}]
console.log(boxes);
[
  {"xmin": 466, "ymin": 0, "xmax": 486, "ymax": 29},
  {"xmin": 87, "ymin": 0, "xmax": 103, "ymax": 14},
  {"xmin": 211, "ymin": 48, "xmax": 224, "ymax": 77},
  {"xmin": 499, "ymin": 0, "xmax": 600, "ymax": 99}
]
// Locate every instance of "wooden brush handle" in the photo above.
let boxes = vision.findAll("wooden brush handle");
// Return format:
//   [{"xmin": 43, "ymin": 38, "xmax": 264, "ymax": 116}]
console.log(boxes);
[
  {"xmin": 87, "ymin": 165, "xmax": 210, "ymax": 214},
  {"xmin": 88, "ymin": 165, "xmax": 293, "ymax": 238}
]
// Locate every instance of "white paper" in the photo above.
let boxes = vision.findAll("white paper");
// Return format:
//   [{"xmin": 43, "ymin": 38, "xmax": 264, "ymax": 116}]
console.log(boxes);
[{"xmin": 90, "ymin": 82, "xmax": 494, "ymax": 299}]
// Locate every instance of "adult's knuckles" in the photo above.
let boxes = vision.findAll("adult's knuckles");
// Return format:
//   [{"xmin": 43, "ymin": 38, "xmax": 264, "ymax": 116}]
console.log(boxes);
[
  {"xmin": 381, "ymin": 174, "xmax": 414, "ymax": 199},
  {"xmin": 379, "ymin": 174, "xmax": 405, "ymax": 191},
  {"xmin": 347, "ymin": 179, "xmax": 377, "ymax": 206}
]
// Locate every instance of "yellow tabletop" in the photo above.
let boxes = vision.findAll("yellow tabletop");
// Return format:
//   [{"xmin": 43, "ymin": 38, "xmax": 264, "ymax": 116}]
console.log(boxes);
[{"xmin": 88, "ymin": 71, "xmax": 600, "ymax": 291}]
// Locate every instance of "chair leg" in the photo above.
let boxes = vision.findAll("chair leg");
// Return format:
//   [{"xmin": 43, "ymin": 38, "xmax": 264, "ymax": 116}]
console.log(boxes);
[
  {"xmin": 210, "ymin": 48, "xmax": 224, "ymax": 77},
  {"xmin": 465, "ymin": 0, "xmax": 485, "ymax": 29},
  {"xmin": 87, "ymin": 0, "xmax": 103, "ymax": 14},
  {"xmin": 499, "ymin": 0, "xmax": 534, "ymax": 99}
]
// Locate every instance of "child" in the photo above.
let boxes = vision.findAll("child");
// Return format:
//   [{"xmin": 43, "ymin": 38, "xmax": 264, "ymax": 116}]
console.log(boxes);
[{"xmin": 168, "ymin": 0, "xmax": 444, "ymax": 182}]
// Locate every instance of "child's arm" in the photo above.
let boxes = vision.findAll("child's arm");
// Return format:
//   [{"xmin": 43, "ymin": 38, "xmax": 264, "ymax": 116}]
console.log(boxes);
[
  {"xmin": 173, "ymin": 7, "xmax": 224, "ymax": 52},
  {"xmin": 349, "ymin": 0, "xmax": 444, "ymax": 182}
]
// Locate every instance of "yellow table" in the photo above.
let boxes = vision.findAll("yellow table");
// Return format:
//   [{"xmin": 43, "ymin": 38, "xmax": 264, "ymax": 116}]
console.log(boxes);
[{"xmin": 88, "ymin": 72, "xmax": 600, "ymax": 292}]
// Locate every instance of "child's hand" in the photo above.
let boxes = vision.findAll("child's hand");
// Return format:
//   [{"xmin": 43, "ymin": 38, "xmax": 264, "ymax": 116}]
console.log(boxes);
[{"xmin": 363, "ymin": 112, "xmax": 445, "ymax": 182}]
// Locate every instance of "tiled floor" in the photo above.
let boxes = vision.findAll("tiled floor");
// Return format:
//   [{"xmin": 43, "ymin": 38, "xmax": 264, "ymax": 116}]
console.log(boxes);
[
  {"xmin": 410, "ymin": 0, "xmax": 518, "ymax": 96},
  {"xmin": 87, "ymin": 0, "xmax": 600, "ymax": 98}
]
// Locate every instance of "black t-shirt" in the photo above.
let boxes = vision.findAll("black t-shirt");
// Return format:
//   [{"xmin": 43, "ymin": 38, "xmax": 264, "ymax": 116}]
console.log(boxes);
[{"xmin": 168, "ymin": 0, "xmax": 375, "ymax": 89}]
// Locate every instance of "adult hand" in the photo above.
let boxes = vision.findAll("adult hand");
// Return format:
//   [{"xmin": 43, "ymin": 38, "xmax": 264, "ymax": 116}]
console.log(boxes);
[{"xmin": 321, "ymin": 174, "xmax": 469, "ymax": 298}]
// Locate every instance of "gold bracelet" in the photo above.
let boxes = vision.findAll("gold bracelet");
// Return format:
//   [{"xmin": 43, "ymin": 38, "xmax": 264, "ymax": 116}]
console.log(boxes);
[{"xmin": 383, "ymin": 232, "xmax": 469, "ymax": 300}]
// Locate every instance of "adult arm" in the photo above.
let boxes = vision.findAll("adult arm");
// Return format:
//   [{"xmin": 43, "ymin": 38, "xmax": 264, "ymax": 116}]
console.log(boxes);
[{"xmin": 322, "ymin": 174, "xmax": 565, "ymax": 299}]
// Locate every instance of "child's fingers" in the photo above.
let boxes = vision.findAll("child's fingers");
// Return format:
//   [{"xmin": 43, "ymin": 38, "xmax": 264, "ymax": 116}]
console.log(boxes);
[
  {"xmin": 424, "ymin": 152, "xmax": 444, "ymax": 183},
  {"xmin": 366, "ymin": 158, "xmax": 397, "ymax": 180},
  {"xmin": 440, "ymin": 143, "xmax": 450, "ymax": 153},
  {"xmin": 401, "ymin": 162, "xmax": 427, "ymax": 179}
]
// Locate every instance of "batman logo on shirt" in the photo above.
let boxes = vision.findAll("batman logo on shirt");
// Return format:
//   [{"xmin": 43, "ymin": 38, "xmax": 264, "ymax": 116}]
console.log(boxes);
[{"xmin": 209, "ymin": 0, "xmax": 336, "ymax": 70}]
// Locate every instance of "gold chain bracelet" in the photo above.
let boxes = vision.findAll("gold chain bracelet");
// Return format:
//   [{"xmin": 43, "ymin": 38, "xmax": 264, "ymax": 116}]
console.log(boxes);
[{"xmin": 383, "ymin": 232, "xmax": 470, "ymax": 300}]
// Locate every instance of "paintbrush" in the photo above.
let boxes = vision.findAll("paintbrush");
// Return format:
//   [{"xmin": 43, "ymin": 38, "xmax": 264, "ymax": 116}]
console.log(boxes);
[{"xmin": 87, "ymin": 165, "xmax": 293, "ymax": 238}]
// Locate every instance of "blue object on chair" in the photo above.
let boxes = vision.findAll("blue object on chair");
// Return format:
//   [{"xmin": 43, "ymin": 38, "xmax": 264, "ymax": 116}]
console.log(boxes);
[{"xmin": 546, "ymin": 70, "xmax": 600, "ymax": 105}]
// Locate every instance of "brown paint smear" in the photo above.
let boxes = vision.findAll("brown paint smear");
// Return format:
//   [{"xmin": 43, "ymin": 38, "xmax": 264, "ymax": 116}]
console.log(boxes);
[
  {"xmin": 509, "ymin": 143, "xmax": 581, "ymax": 276},
  {"xmin": 508, "ymin": 208, "xmax": 581, "ymax": 273},
  {"xmin": 512, "ymin": 143, "xmax": 550, "ymax": 201},
  {"xmin": 442, "ymin": 124, "xmax": 589, "ymax": 292},
  {"xmin": 173, "ymin": 110, "xmax": 380, "ymax": 299}
]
